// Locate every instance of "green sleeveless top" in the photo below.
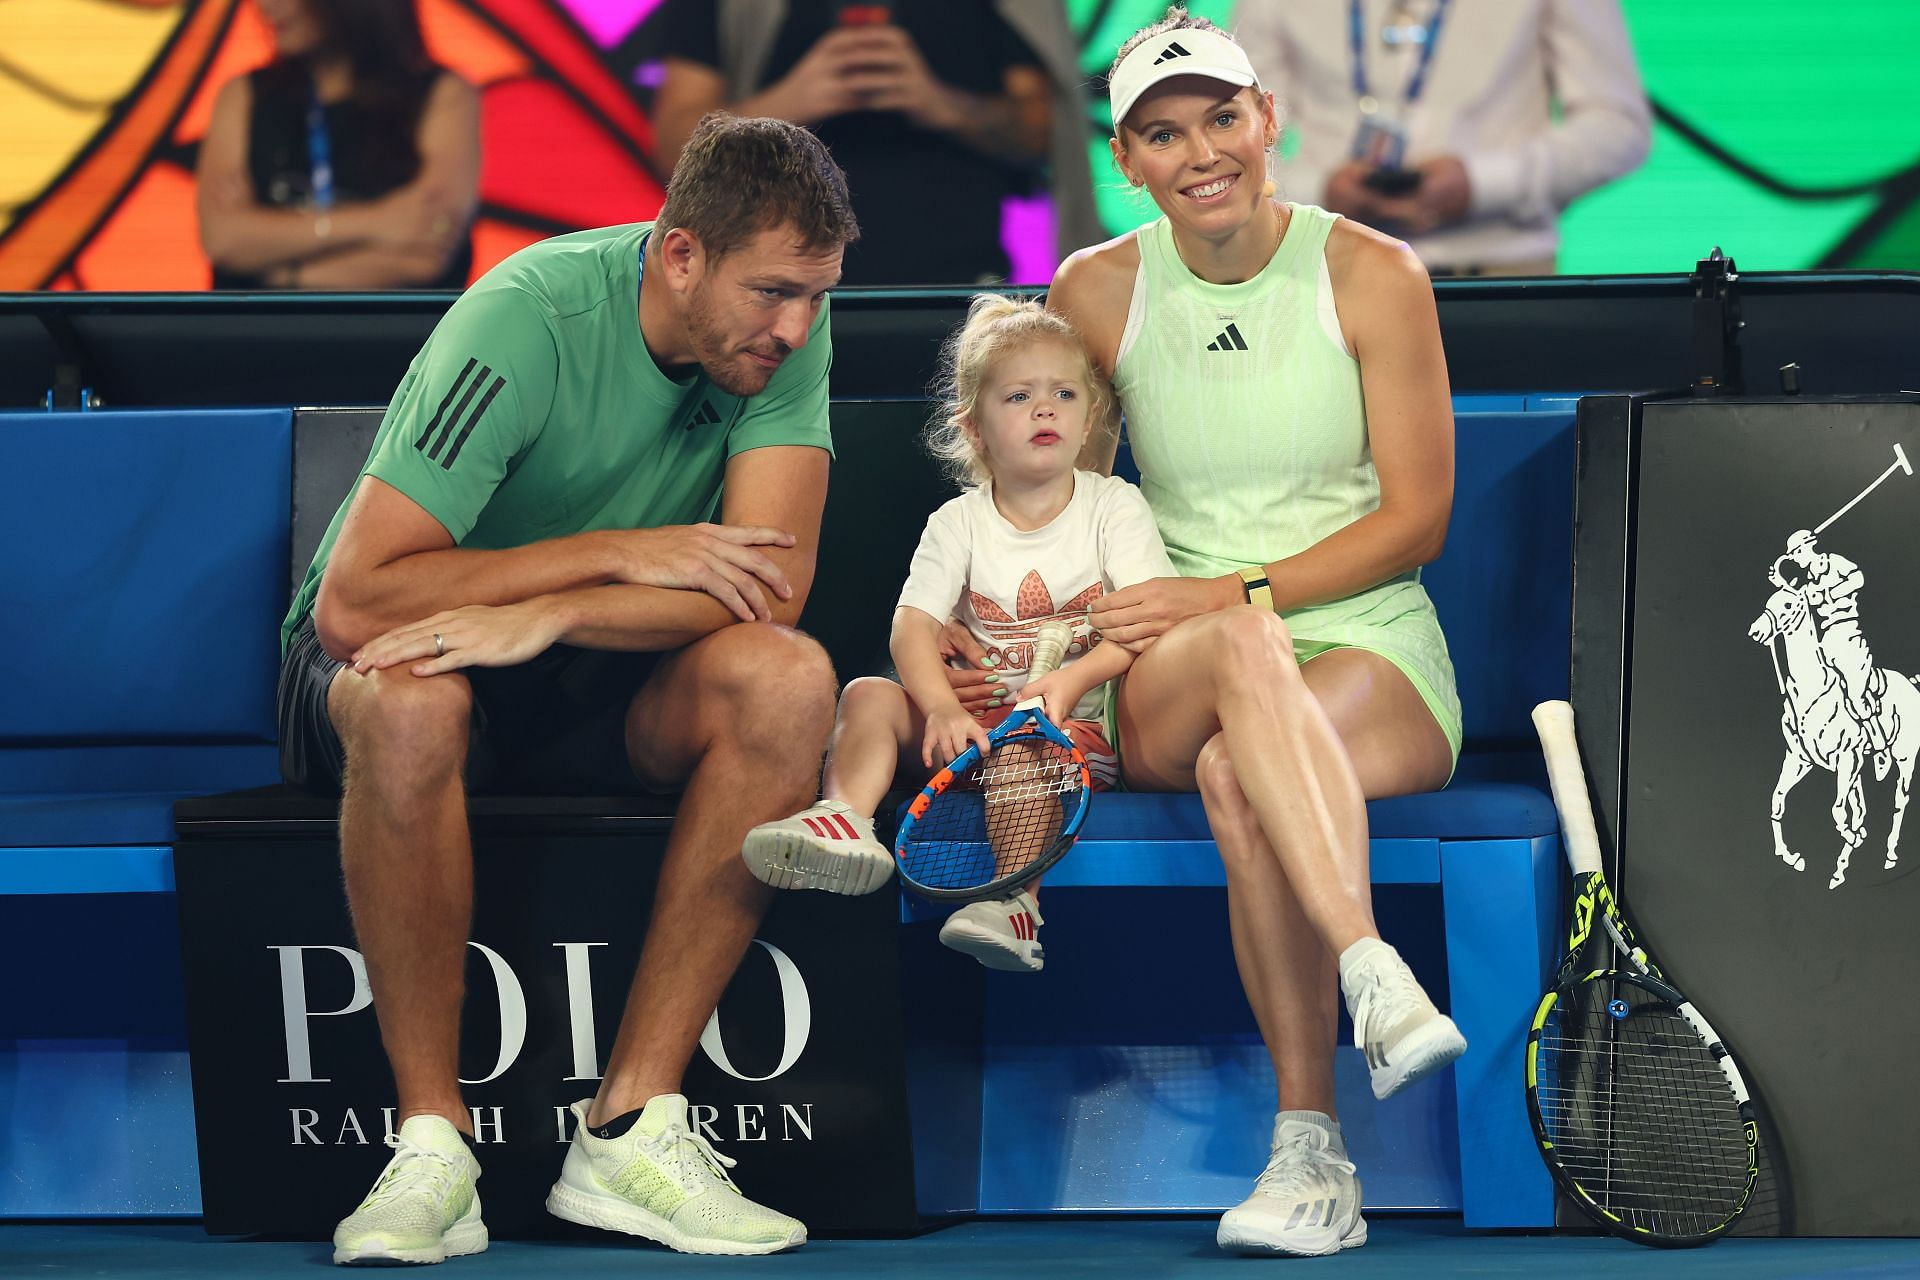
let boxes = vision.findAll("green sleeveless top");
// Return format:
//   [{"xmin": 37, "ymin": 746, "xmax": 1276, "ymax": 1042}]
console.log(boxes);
[{"xmin": 1112, "ymin": 204, "xmax": 1461, "ymax": 756}]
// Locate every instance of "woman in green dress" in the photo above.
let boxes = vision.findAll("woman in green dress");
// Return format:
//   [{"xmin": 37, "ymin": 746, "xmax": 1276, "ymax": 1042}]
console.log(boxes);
[{"xmin": 1044, "ymin": 7, "xmax": 1465, "ymax": 1258}]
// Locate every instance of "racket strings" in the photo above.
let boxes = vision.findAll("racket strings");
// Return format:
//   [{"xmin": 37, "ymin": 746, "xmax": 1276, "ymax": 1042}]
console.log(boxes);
[
  {"xmin": 1533, "ymin": 980, "xmax": 1751, "ymax": 1237},
  {"xmin": 899, "ymin": 736, "xmax": 1084, "ymax": 893}
]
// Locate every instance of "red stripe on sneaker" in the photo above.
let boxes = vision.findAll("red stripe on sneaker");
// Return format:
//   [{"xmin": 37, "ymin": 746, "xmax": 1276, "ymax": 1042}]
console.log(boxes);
[
  {"xmin": 803, "ymin": 817, "xmax": 830, "ymax": 838},
  {"xmin": 830, "ymin": 813, "xmax": 860, "ymax": 840}
]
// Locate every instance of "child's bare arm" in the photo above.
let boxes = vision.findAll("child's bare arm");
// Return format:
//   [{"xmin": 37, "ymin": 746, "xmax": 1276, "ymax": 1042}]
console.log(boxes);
[
  {"xmin": 892, "ymin": 606, "xmax": 966, "ymax": 713},
  {"xmin": 893, "ymin": 606, "xmax": 991, "ymax": 765},
  {"xmin": 1022, "ymin": 633, "xmax": 1135, "ymax": 724}
]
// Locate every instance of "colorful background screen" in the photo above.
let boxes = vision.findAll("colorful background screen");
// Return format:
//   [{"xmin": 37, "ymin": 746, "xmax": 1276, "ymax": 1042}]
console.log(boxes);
[{"xmin": 2, "ymin": 0, "xmax": 1914, "ymax": 290}]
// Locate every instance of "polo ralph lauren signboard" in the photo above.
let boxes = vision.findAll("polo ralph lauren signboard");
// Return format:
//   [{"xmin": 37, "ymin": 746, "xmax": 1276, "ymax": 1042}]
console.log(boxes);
[{"xmin": 175, "ymin": 792, "xmax": 981, "ymax": 1238}]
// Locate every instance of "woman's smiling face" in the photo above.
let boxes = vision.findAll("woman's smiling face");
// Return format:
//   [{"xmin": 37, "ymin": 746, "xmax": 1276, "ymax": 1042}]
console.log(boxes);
[{"xmin": 1112, "ymin": 77, "xmax": 1277, "ymax": 237}]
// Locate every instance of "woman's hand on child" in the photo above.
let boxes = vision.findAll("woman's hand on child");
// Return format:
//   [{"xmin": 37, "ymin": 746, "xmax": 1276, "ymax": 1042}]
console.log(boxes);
[
  {"xmin": 938, "ymin": 618, "xmax": 1001, "ymax": 711},
  {"xmin": 923, "ymin": 704, "xmax": 992, "ymax": 768},
  {"xmin": 1089, "ymin": 575, "xmax": 1243, "ymax": 650}
]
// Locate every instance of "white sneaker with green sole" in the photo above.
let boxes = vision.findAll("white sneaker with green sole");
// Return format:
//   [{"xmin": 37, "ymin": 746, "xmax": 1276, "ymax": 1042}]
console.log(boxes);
[
  {"xmin": 332, "ymin": 1114, "xmax": 486, "ymax": 1265},
  {"xmin": 546, "ymin": 1095, "xmax": 806, "ymax": 1256}
]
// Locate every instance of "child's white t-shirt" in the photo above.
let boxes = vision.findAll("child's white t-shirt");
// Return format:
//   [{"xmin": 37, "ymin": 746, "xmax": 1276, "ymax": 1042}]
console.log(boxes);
[{"xmin": 895, "ymin": 470, "xmax": 1178, "ymax": 721}]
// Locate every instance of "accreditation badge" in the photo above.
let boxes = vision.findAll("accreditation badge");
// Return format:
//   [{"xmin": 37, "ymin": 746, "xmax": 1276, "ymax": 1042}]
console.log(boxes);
[{"xmin": 1350, "ymin": 95, "xmax": 1409, "ymax": 171}]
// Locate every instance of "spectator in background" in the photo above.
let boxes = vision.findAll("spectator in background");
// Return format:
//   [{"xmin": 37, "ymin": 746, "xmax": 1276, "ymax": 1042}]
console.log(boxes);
[
  {"xmin": 1236, "ymin": 0, "xmax": 1650, "ymax": 275},
  {"xmin": 651, "ymin": 1, "xmax": 1100, "ymax": 285},
  {"xmin": 198, "ymin": 0, "xmax": 479, "ymax": 289}
]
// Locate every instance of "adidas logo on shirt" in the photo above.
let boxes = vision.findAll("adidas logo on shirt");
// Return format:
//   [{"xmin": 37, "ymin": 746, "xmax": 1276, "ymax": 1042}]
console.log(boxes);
[
  {"xmin": 1206, "ymin": 323, "xmax": 1249, "ymax": 352},
  {"xmin": 1153, "ymin": 41, "xmax": 1192, "ymax": 64},
  {"xmin": 414, "ymin": 356, "xmax": 506, "ymax": 471},
  {"xmin": 684, "ymin": 400, "xmax": 723, "ymax": 430}
]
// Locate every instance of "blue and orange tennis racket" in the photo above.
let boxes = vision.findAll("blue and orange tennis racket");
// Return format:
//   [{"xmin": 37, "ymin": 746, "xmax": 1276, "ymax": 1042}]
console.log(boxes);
[{"xmin": 894, "ymin": 620, "xmax": 1091, "ymax": 902}]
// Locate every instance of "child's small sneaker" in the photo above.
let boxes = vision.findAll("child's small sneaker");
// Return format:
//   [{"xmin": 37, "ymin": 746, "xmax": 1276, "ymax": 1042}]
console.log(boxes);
[
  {"xmin": 741, "ymin": 800, "xmax": 894, "ymax": 895},
  {"xmin": 938, "ymin": 889, "xmax": 1044, "ymax": 972}
]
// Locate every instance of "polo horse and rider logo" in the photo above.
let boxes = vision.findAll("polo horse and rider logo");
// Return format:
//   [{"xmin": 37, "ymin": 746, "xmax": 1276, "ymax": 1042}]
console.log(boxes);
[{"xmin": 1747, "ymin": 444, "xmax": 1918, "ymax": 889}]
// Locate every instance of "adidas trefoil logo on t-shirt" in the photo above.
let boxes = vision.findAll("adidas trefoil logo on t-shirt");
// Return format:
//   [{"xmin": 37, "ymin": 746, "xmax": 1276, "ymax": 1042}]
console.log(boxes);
[{"xmin": 969, "ymin": 572, "xmax": 1103, "ymax": 668}]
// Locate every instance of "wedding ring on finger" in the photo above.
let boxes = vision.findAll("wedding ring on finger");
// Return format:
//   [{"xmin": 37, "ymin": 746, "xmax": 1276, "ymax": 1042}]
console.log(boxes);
[{"xmin": 433, "ymin": 632, "xmax": 445, "ymax": 658}]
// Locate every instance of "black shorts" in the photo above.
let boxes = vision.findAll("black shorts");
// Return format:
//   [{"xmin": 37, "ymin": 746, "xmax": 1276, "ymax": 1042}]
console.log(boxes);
[{"xmin": 278, "ymin": 614, "xmax": 666, "ymax": 796}]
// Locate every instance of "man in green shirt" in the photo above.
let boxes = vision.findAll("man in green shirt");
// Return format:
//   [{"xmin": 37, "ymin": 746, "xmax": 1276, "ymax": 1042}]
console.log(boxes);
[{"xmin": 278, "ymin": 116, "xmax": 856, "ymax": 1263}]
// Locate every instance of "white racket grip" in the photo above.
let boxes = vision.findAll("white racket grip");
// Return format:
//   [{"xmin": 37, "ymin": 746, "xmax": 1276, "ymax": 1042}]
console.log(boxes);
[
  {"xmin": 1013, "ymin": 620, "xmax": 1075, "ymax": 712},
  {"xmin": 1029, "ymin": 619, "xmax": 1073, "ymax": 680},
  {"xmin": 1532, "ymin": 699, "xmax": 1606, "ymax": 877}
]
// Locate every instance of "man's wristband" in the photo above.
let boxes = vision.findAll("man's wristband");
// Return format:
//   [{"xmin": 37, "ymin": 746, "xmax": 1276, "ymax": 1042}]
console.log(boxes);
[{"xmin": 1237, "ymin": 565, "xmax": 1274, "ymax": 612}]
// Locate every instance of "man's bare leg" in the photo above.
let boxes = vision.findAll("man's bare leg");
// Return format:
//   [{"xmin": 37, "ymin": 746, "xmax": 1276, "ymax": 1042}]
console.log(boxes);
[
  {"xmin": 590, "ymin": 623, "xmax": 838, "ymax": 1121},
  {"xmin": 329, "ymin": 664, "xmax": 477, "ymax": 1132}
]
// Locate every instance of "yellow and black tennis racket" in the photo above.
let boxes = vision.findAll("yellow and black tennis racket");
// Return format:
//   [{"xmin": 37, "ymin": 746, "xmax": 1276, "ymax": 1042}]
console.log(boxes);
[{"xmin": 1528, "ymin": 700, "xmax": 1757, "ymax": 1246}]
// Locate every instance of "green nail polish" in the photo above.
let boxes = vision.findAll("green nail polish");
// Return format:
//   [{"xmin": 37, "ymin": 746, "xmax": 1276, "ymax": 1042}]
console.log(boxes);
[
  {"xmin": 982, "ymin": 654, "xmax": 999, "ymax": 667},
  {"xmin": 987, "ymin": 697, "xmax": 1003, "ymax": 709},
  {"xmin": 985, "ymin": 673, "xmax": 1002, "ymax": 683}
]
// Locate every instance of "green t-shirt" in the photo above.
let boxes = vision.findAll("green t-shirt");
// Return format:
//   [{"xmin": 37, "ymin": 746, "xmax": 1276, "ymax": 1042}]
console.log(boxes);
[{"xmin": 282, "ymin": 221, "xmax": 835, "ymax": 651}]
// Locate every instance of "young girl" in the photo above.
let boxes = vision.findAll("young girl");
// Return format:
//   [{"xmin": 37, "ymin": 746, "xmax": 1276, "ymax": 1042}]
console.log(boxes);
[{"xmin": 741, "ymin": 295, "xmax": 1176, "ymax": 972}]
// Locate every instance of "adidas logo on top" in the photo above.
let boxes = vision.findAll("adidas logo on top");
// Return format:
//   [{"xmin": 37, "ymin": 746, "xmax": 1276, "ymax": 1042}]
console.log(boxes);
[
  {"xmin": 1152, "ymin": 41, "xmax": 1191, "ymax": 65},
  {"xmin": 685, "ymin": 400, "xmax": 723, "ymax": 430},
  {"xmin": 1206, "ymin": 323, "xmax": 1248, "ymax": 352}
]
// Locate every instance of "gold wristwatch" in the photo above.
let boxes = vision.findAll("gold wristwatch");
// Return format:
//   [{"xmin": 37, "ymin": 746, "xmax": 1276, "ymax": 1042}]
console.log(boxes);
[{"xmin": 1237, "ymin": 565, "xmax": 1274, "ymax": 611}]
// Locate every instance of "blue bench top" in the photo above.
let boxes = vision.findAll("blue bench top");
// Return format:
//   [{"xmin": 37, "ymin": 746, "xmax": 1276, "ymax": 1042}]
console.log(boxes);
[
  {"xmin": 1, "ymin": 398, "xmax": 1574, "ymax": 855},
  {"xmin": 0, "ymin": 745, "xmax": 281, "ymax": 847},
  {"xmin": 1084, "ymin": 783, "xmax": 1555, "ymax": 845}
]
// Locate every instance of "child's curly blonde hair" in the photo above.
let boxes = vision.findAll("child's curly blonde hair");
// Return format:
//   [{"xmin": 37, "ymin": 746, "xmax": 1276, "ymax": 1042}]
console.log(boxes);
[{"xmin": 925, "ymin": 293, "xmax": 1118, "ymax": 490}]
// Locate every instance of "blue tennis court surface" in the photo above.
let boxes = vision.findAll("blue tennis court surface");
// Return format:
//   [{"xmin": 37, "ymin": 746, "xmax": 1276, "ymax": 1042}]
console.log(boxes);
[{"xmin": 6, "ymin": 1217, "xmax": 1916, "ymax": 1277}]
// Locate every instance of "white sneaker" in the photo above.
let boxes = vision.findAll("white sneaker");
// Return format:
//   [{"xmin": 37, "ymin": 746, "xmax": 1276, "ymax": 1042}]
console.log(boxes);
[
  {"xmin": 1339, "ymin": 938, "xmax": 1467, "ymax": 1100},
  {"xmin": 546, "ymin": 1095, "xmax": 806, "ymax": 1256},
  {"xmin": 1217, "ymin": 1113, "xmax": 1366, "ymax": 1255},
  {"xmin": 332, "ymin": 1114, "xmax": 486, "ymax": 1265},
  {"xmin": 741, "ymin": 800, "xmax": 894, "ymax": 895},
  {"xmin": 938, "ymin": 890, "xmax": 1044, "ymax": 972}
]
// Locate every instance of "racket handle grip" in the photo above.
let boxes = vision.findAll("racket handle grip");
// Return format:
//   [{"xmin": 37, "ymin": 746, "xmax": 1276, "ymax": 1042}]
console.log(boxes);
[
  {"xmin": 1029, "ymin": 620, "xmax": 1073, "ymax": 680},
  {"xmin": 1532, "ymin": 699, "xmax": 1607, "ymax": 878}
]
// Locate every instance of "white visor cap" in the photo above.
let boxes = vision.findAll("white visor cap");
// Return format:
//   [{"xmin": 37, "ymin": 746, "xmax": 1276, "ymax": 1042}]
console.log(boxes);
[{"xmin": 1108, "ymin": 25, "xmax": 1261, "ymax": 132}]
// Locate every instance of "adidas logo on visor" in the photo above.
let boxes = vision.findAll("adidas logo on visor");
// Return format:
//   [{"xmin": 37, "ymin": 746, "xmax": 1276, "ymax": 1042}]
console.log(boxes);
[{"xmin": 1153, "ymin": 41, "xmax": 1191, "ymax": 64}]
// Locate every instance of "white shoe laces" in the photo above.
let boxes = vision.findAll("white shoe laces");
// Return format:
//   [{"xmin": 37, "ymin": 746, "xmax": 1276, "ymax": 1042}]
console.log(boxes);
[
  {"xmin": 1253, "ymin": 1130, "xmax": 1355, "ymax": 1201},
  {"xmin": 361, "ymin": 1132, "xmax": 463, "ymax": 1209},
  {"xmin": 1351, "ymin": 954, "xmax": 1423, "ymax": 1043},
  {"xmin": 656, "ymin": 1122, "xmax": 742, "ymax": 1194}
]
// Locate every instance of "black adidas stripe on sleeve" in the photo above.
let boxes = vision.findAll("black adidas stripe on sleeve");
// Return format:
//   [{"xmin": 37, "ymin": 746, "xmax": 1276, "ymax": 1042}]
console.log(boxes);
[{"xmin": 414, "ymin": 356, "xmax": 507, "ymax": 471}]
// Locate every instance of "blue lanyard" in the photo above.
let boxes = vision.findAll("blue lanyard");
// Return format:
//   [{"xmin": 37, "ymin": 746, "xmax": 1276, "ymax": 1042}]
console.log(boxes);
[
  {"xmin": 1349, "ymin": 0, "xmax": 1451, "ymax": 109},
  {"xmin": 305, "ymin": 92, "xmax": 335, "ymax": 211}
]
